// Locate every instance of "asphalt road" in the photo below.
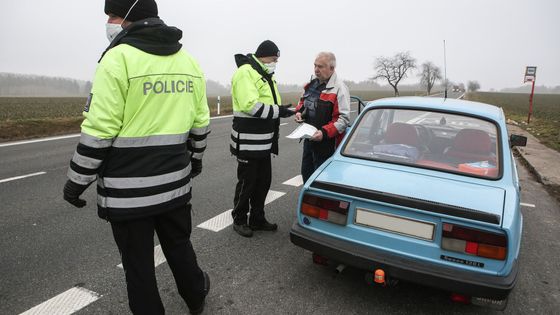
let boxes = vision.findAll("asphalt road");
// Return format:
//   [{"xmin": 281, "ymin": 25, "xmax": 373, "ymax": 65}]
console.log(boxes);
[{"xmin": 1, "ymin": 95, "xmax": 559, "ymax": 314}]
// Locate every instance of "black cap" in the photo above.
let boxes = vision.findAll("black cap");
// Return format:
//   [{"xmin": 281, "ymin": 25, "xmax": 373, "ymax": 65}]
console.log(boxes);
[
  {"xmin": 255, "ymin": 40, "xmax": 280, "ymax": 58},
  {"xmin": 105, "ymin": 0, "xmax": 158, "ymax": 22}
]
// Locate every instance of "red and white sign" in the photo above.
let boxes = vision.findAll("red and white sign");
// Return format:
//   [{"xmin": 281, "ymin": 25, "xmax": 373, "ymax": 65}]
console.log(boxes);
[{"xmin": 524, "ymin": 66, "xmax": 537, "ymax": 83}]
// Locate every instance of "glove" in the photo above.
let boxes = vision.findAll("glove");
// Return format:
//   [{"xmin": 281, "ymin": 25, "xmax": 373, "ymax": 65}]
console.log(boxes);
[
  {"xmin": 191, "ymin": 159, "xmax": 202, "ymax": 178},
  {"xmin": 279, "ymin": 104, "xmax": 295, "ymax": 118},
  {"xmin": 63, "ymin": 180, "xmax": 88, "ymax": 208}
]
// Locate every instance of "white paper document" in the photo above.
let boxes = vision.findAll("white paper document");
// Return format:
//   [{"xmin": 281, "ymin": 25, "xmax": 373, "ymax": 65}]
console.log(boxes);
[{"xmin": 286, "ymin": 123, "xmax": 317, "ymax": 139}]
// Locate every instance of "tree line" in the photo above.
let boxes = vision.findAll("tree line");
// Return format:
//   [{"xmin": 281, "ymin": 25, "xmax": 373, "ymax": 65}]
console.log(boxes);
[
  {"xmin": 371, "ymin": 51, "xmax": 481, "ymax": 96},
  {"xmin": 5, "ymin": 66, "xmax": 556, "ymax": 98},
  {"xmin": 0, "ymin": 73, "xmax": 92, "ymax": 97}
]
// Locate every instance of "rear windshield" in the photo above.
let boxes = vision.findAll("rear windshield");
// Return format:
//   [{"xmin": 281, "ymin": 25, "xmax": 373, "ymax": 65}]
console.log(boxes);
[{"xmin": 343, "ymin": 108, "xmax": 500, "ymax": 179}]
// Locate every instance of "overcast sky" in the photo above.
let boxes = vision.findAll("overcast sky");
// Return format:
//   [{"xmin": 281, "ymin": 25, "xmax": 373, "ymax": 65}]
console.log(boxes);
[{"xmin": 1, "ymin": 0, "xmax": 558, "ymax": 90}]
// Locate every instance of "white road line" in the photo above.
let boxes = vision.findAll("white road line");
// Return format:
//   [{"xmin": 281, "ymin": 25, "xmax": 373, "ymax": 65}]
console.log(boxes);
[
  {"xmin": 521, "ymin": 203, "xmax": 536, "ymax": 208},
  {"xmin": 210, "ymin": 114, "xmax": 233, "ymax": 120},
  {"xmin": 406, "ymin": 112, "xmax": 431, "ymax": 124},
  {"xmin": 0, "ymin": 115, "xmax": 233, "ymax": 148},
  {"xmin": 0, "ymin": 172, "xmax": 46, "ymax": 184},
  {"xmin": 0, "ymin": 134, "xmax": 80, "ymax": 148},
  {"xmin": 282, "ymin": 175, "xmax": 303, "ymax": 187},
  {"xmin": 117, "ymin": 245, "xmax": 166, "ymax": 269},
  {"xmin": 280, "ymin": 122, "xmax": 289, "ymax": 126},
  {"xmin": 264, "ymin": 190, "xmax": 286, "ymax": 204},
  {"xmin": 197, "ymin": 209, "xmax": 233, "ymax": 232},
  {"xmin": 19, "ymin": 286, "xmax": 101, "ymax": 315},
  {"xmin": 197, "ymin": 190, "xmax": 286, "ymax": 232}
]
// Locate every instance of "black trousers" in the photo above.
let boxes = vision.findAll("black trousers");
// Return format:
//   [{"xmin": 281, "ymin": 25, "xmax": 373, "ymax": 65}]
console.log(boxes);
[
  {"xmin": 232, "ymin": 155, "xmax": 272, "ymax": 225},
  {"xmin": 111, "ymin": 204, "xmax": 205, "ymax": 315}
]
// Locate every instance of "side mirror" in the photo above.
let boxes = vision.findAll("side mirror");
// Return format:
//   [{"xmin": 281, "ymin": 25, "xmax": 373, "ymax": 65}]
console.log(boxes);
[{"xmin": 510, "ymin": 134, "xmax": 527, "ymax": 147}]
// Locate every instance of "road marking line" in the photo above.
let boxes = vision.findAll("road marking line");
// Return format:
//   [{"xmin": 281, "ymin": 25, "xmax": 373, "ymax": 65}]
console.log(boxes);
[
  {"xmin": 280, "ymin": 122, "xmax": 289, "ymax": 126},
  {"xmin": 406, "ymin": 112, "xmax": 431, "ymax": 124},
  {"xmin": 264, "ymin": 190, "xmax": 286, "ymax": 204},
  {"xmin": 0, "ymin": 172, "xmax": 46, "ymax": 184},
  {"xmin": 0, "ymin": 134, "xmax": 80, "ymax": 148},
  {"xmin": 521, "ymin": 203, "xmax": 536, "ymax": 208},
  {"xmin": 283, "ymin": 175, "xmax": 303, "ymax": 187},
  {"xmin": 19, "ymin": 286, "xmax": 101, "ymax": 315},
  {"xmin": 197, "ymin": 190, "xmax": 286, "ymax": 232},
  {"xmin": 210, "ymin": 114, "xmax": 233, "ymax": 120},
  {"xmin": 197, "ymin": 209, "xmax": 233, "ymax": 232},
  {"xmin": 0, "ymin": 115, "xmax": 232, "ymax": 148},
  {"xmin": 117, "ymin": 245, "xmax": 166, "ymax": 269}
]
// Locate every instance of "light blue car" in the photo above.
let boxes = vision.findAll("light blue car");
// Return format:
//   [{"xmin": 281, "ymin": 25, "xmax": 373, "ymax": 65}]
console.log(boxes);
[{"xmin": 290, "ymin": 97, "xmax": 527, "ymax": 310}]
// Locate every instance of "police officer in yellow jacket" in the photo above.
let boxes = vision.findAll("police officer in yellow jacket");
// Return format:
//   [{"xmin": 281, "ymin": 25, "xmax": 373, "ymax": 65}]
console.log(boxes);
[
  {"xmin": 230, "ymin": 40, "xmax": 294, "ymax": 237},
  {"xmin": 62, "ymin": 1, "xmax": 209, "ymax": 314}
]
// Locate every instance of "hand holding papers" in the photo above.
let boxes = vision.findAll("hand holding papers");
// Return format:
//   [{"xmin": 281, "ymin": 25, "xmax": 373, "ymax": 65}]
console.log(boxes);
[{"xmin": 286, "ymin": 123, "xmax": 318, "ymax": 139}]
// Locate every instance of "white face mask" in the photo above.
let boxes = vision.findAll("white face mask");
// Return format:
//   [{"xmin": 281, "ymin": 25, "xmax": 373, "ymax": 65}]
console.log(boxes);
[
  {"xmin": 106, "ymin": 23, "xmax": 123, "ymax": 42},
  {"xmin": 105, "ymin": 0, "xmax": 139, "ymax": 43},
  {"xmin": 265, "ymin": 62, "xmax": 277, "ymax": 74}
]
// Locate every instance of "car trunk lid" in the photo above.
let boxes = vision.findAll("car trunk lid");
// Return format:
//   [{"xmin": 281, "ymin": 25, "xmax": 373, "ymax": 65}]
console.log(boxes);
[{"xmin": 312, "ymin": 160, "xmax": 504, "ymax": 225}]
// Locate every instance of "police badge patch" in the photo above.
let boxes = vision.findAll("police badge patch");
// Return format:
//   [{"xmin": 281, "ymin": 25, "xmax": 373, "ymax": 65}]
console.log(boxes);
[{"xmin": 84, "ymin": 93, "xmax": 93, "ymax": 112}]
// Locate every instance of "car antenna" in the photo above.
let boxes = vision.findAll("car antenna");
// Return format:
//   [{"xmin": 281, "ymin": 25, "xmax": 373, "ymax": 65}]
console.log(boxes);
[{"xmin": 443, "ymin": 39, "xmax": 448, "ymax": 101}]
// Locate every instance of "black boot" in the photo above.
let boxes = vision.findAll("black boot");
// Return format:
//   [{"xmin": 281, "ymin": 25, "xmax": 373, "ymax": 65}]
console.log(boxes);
[
  {"xmin": 189, "ymin": 271, "xmax": 210, "ymax": 314},
  {"xmin": 249, "ymin": 219, "xmax": 278, "ymax": 231},
  {"xmin": 233, "ymin": 223, "xmax": 254, "ymax": 237}
]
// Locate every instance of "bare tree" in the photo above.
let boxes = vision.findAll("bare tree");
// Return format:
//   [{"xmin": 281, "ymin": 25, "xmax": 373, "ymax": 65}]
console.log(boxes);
[
  {"xmin": 418, "ymin": 61, "xmax": 442, "ymax": 95},
  {"xmin": 467, "ymin": 80, "xmax": 481, "ymax": 92},
  {"xmin": 372, "ymin": 52, "xmax": 416, "ymax": 96}
]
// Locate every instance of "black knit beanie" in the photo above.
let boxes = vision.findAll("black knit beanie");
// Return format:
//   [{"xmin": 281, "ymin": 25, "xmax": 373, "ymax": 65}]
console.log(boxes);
[
  {"xmin": 104, "ymin": 0, "xmax": 158, "ymax": 22},
  {"xmin": 255, "ymin": 40, "xmax": 280, "ymax": 58}
]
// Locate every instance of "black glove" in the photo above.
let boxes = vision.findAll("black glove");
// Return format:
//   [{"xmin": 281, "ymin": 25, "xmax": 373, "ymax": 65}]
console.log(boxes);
[
  {"xmin": 279, "ymin": 104, "xmax": 295, "ymax": 118},
  {"xmin": 63, "ymin": 180, "xmax": 88, "ymax": 208},
  {"xmin": 191, "ymin": 159, "xmax": 202, "ymax": 178}
]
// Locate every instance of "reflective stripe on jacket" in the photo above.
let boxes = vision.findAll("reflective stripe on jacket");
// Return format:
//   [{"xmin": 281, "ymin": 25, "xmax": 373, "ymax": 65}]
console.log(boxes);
[
  {"xmin": 230, "ymin": 54, "xmax": 282, "ymax": 159},
  {"xmin": 67, "ymin": 44, "xmax": 210, "ymax": 221}
]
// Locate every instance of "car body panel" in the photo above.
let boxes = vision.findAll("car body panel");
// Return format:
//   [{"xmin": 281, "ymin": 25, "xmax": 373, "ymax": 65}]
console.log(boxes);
[{"xmin": 314, "ymin": 160, "xmax": 505, "ymax": 223}]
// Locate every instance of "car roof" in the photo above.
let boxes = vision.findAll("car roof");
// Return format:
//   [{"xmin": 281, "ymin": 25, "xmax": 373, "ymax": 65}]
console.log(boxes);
[{"xmin": 366, "ymin": 97, "xmax": 505, "ymax": 122}]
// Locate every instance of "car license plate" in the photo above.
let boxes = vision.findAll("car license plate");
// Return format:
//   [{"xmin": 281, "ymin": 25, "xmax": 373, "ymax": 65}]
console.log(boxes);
[
  {"xmin": 355, "ymin": 208, "xmax": 435, "ymax": 241},
  {"xmin": 471, "ymin": 297, "xmax": 508, "ymax": 311}
]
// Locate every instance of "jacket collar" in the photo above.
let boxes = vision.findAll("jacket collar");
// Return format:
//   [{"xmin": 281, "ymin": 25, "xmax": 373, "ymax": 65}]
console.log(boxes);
[
  {"xmin": 99, "ymin": 18, "xmax": 182, "ymax": 62},
  {"xmin": 311, "ymin": 72, "xmax": 338, "ymax": 90},
  {"xmin": 325, "ymin": 72, "xmax": 338, "ymax": 89}
]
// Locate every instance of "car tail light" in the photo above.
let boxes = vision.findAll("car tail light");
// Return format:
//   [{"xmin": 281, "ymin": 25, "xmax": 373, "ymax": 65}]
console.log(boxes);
[
  {"xmin": 441, "ymin": 223, "xmax": 507, "ymax": 260},
  {"xmin": 301, "ymin": 194, "xmax": 349, "ymax": 225}
]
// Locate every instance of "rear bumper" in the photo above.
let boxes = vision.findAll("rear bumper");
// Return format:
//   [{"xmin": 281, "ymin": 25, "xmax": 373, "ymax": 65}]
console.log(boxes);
[{"xmin": 290, "ymin": 222, "xmax": 517, "ymax": 299}]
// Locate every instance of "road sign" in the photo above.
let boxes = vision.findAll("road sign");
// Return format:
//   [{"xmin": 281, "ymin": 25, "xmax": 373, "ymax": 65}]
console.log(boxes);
[
  {"xmin": 524, "ymin": 66, "xmax": 537, "ymax": 83},
  {"xmin": 524, "ymin": 66, "xmax": 537, "ymax": 123}
]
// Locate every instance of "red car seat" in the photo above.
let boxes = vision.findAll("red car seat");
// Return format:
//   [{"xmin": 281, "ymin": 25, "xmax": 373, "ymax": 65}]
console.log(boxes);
[
  {"xmin": 384, "ymin": 123, "xmax": 420, "ymax": 147},
  {"xmin": 444, "ymin": 129, "xmax": 494, "ymax": 162}
]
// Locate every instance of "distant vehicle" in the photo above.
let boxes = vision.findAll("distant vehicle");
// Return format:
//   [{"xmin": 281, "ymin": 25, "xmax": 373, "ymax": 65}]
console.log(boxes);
[
  {"xmin": 452, "ymin": 85, "xmax": 460, "ymax": 92},
  {"xmin": 290, "ymin": 97, "xmax": 527, "ymax": 310}
]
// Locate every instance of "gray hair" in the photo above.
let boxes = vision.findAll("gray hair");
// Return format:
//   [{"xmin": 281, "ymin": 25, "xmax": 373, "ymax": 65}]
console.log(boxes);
[{"xmin": 316, "ymin": 52, "xmax": 336, "ymax": 68}]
